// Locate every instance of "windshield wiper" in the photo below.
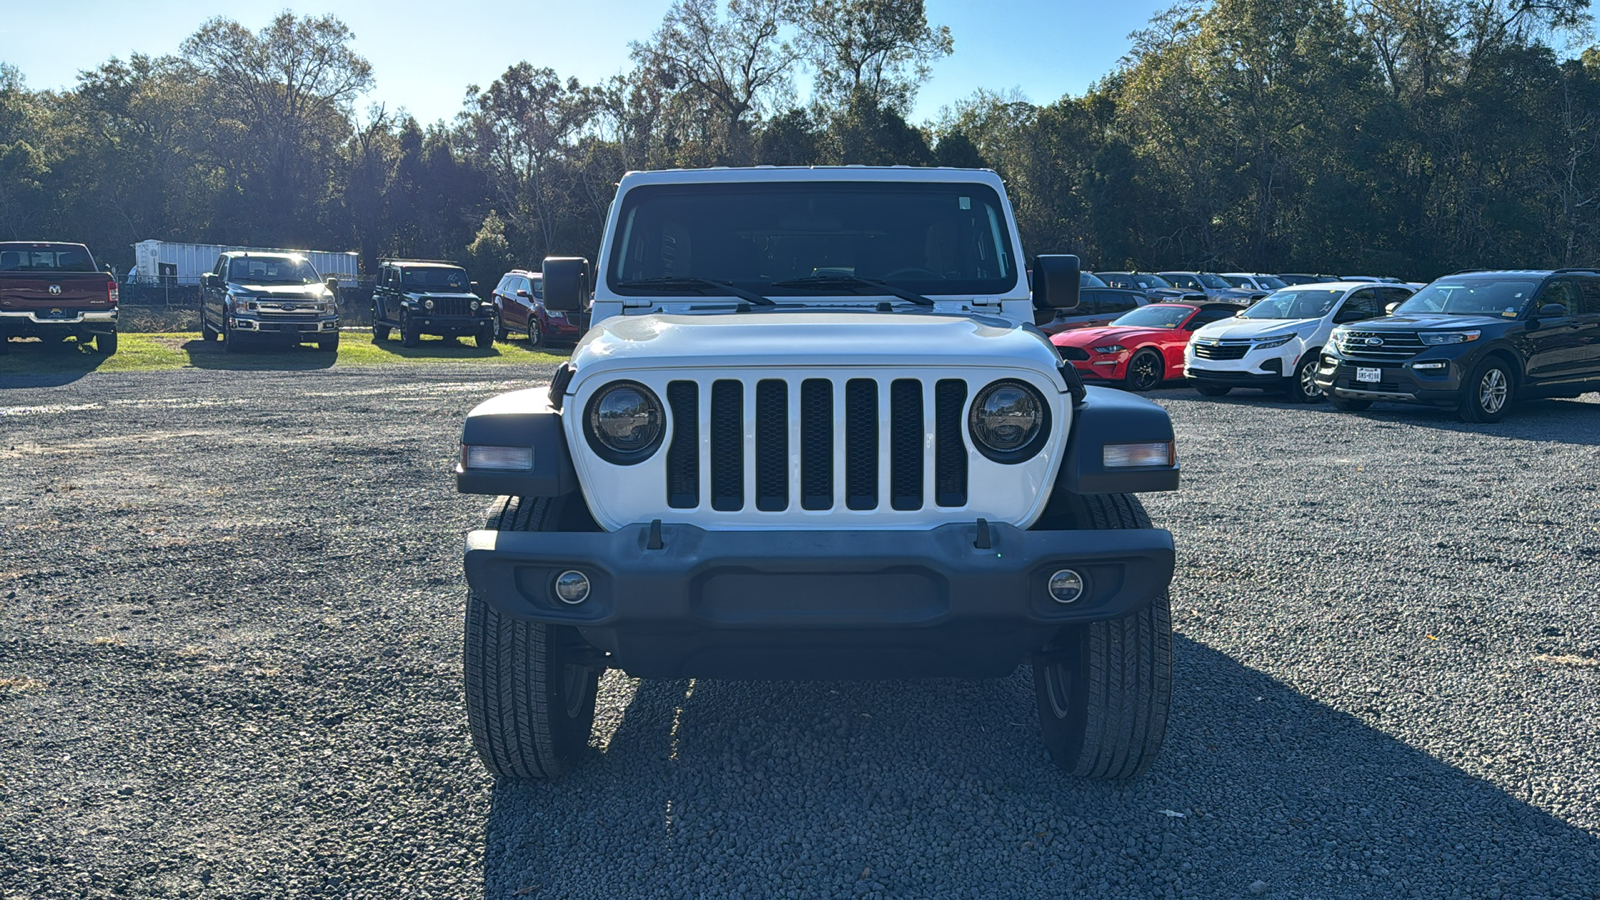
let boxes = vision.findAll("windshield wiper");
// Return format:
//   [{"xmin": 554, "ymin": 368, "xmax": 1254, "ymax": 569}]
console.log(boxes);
[
  {"xmin": 770, "ymin": 274, "xmax": 935, "ymax": 307},
  {"xmin": 616, "ymin": 276, "xmax": 775, "ymax": 306}
]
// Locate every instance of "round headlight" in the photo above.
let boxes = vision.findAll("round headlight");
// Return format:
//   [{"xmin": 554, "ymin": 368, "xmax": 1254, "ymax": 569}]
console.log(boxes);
[
  {"xmin": 424, "ymin": 298, "xmax": 435, "ymax": 311},
  {"xmin": 584, "ymin": 381, "xmax": 665, "ymax": 464},
  {"xmin": 470, "ymin": 299, "xmax": 480, "ymax": 311},
  {"xmin": 968, "ymin": 379, "xmax": 1049, "ymax": 463}
]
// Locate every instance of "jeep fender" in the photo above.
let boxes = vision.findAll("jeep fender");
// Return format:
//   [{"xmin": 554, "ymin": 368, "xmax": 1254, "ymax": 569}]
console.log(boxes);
[
  {"xmin": 455, "ymin": 388, "xmax": 577, "ymax": 497},
  {"xmin": 1053, "ymin": 386, "xmax": 1180, "ymax": 495}
]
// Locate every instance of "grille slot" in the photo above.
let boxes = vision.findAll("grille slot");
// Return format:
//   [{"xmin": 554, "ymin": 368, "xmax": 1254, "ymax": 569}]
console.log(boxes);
[
  {"xmin": 710, "ymin": 380, "xmax": 743, "ymax": 511},
  {"xmin": 934, "ymin": 379, "xmax": 968, "ymax": 507},
  {"xmin": 755, "ymin": 380, "xmax": 788, "ymax": 511},
  {"xmin": 845, "ymin": 379, "xmax": 879, "ymax": 510},
  {"xmin": 890, "ymin": 380, "xmax": 924, "ymax": 511},
  {"xmin": 1192, "ymin": 342, "xmax": 1250, "ymax": 360},
  {"xmin": 665, "ymin": 381, "xmax": 699, "ymax": 508},
  {"xmin": 800, "ymin": 379, "xmax": 833, "ymax": 510},
  {"xmin": 1336, "ymin": 331, "xmax": 1426, "ymax": 361},
  {"xmin": 423, "ymin": 297, "xmax": 473, "ymax": 316}
]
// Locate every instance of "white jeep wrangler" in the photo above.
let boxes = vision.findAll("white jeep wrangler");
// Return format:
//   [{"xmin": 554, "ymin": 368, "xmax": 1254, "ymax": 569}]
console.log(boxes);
[{"xmin": 456, "ymin": 167, "xmax": 1181, "ymax": 779}]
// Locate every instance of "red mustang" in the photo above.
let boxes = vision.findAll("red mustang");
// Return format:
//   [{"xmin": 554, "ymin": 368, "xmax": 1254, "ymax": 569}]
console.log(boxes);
[{"xmin": 1051, "ymin": 301, "xmax": 1245, "ymax": 391}]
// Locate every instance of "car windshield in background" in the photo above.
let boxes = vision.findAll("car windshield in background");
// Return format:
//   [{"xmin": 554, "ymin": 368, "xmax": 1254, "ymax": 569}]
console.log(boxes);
[
  {"xmin": 1081, "ymin": 272, "xmax": 1108, "ymax": 287},
  {"xmin": 607, "ymin": 182, "xmax": 1017, "ymax": 296},
  {"xmin": 0, "ymin": 246, "xmax": 95, "ymax": 272},
  {"xmin": 229, "ymin": 257, "xmax": 320, "ymax": 285},
  {"xmin": 1197, "ymin": 273, "xmax": 1233, "ymax": 289},
  {"xmin": 1394, "ymin": 279, "xmax": 1538, "ymax": 317},
  {"xmin": 1111, "ymin": 305, "xmax": 1194, "ymax": 329},
  {"xmin": 403, "ymin": 267, "xmax": 471, "ymax": 291},
  {"xmin": 1133, "ymin": 274, "xmax": 1174, "ymax": 289},
  {"xmin": 1258, "ymin": 275, "xmax": 1287, "ymax": 289},
  {"xmin": 1242, "ymin": 289, "xmax": 1342, "ymax": 320},
  {"xmin": 1222, "ymin": 276, "xmax": 1252, "ymax": 288}
]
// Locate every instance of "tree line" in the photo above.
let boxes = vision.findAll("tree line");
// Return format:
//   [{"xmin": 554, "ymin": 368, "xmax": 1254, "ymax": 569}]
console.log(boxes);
[{"xmin": 1, "ymin": 0, "xmax": 1596, "ymax": 286}]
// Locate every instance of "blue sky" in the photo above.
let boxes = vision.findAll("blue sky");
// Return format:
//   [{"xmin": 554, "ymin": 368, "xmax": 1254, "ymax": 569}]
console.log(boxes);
[{"xmin": 3, "ymin": 1, "xmax": 1173, "ymax": 125}]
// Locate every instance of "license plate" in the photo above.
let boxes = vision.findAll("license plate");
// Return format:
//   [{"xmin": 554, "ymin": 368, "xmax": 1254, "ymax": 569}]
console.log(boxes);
[{"xmin": 1356, "ymin": 367, "xmax": 1382, "ymax": 383}]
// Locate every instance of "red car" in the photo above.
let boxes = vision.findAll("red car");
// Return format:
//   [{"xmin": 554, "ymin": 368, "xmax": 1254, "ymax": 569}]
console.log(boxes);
[
  {"xmin": 490, "ymin": 269, "xmax": 582, "ymax": 349},
  {"xmin": 1051, "ymin": 301, "xmax": 1244, "ymax": 391}
]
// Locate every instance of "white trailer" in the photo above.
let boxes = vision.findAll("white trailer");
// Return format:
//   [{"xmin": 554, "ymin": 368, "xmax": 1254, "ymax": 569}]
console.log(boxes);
[{"xmin": 131, "ymin": 240, "xmax": 360, "ymax": 286}]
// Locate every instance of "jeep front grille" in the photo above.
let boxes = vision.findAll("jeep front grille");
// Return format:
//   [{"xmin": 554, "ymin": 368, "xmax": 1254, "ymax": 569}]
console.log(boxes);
[
  {"xmin": 425, "ymin": 297, "xmax": 474, "ymax": 317},
  {"xmin": 1335, "ymin": 331, "xmax": 1425, "ymax": 361},
  {"xmin": 664, "ymin": 375, "xmax": 969, "ymax": 513}
]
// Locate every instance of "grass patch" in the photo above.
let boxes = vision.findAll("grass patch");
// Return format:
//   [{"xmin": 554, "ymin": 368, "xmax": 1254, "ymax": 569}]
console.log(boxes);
[{"xmin": 0, "ymin": 331, "xmax": 569, "ymax": 376}]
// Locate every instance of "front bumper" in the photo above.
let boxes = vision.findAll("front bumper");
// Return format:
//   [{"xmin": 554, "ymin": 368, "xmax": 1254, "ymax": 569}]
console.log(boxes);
[
  {"xmin": 1184, "ymin": 343, "xmax": 1298, "ymax": 387},
  {"xmin": 1068, "ymin": 356, "xmax": 1127, "ymax": 381},
  {"xmin": 231, "ymin": 315, "xmax": 339, "ymax": 337},
  {"xmin": 416, "ymin": 314, "xmax": 494, "ymax": 336},
  {"xmin": 464, "ymin": 521, "xmax": 1175, "ymax": 679},
  {"xmin": 1314, "ymin": 354, "xmax": 1463, "ymax": 406}
]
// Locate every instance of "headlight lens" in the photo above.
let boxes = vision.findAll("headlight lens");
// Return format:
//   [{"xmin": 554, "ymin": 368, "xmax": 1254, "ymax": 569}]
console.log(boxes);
[
  {"xmin": 1252, "ymin": 334, "xmax": 1296, "ymax": 349},
  {"xmin": 968, "ymin": 380, "xmax": 1049, "ymax": 463},
  {"xmin": 1092, "ymin": 344, "xmax": 1126, "ymax": 354},
  {"xmin": 585, "ymin": 381, "xmax": 665, "ymax": 464},
  {"xmin": 1419, "ymin": 330, "xmax": 1480, "ymax": 345},
  {"xmin": 424, "ymin": 298, "xmax": 435, "ymax": 311}
]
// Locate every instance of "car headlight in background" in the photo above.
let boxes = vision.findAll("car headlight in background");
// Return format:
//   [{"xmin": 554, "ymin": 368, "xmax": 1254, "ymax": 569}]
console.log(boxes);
[
  {"xmin": 1092, "ymin": 344, "xmax": 1126, "ymax": 354},
  {"xmin": 969, "ymin": 379, "xmax": 1049, "ymax": 463},
  {"xmin": 470, "ymin": 299, "xmax": 481, "ymax": 311},
  {"xmin": 424, "ymin": 298, "xmax": 435, "ymax": 311},
  {"xmin": 585, "ymin": 381, "xmax": 665, "ymax": 464},
  {"xmin": 1252, "ymin": 334, "xmax": 1297, "ymax": 349},
  {"xmin": 1419, "ymin": 330, "xmax": 1480, "ymax": 345}
]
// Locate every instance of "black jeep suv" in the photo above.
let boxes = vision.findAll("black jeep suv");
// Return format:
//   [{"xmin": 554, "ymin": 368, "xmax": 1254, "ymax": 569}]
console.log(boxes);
[
  {"xmin": 1315, "ymin": 268, "xmax": 1600, "ymax": 422},
  {"xmin": 372, "ymin": 260, "xmax": 494, "ymax": 348}
]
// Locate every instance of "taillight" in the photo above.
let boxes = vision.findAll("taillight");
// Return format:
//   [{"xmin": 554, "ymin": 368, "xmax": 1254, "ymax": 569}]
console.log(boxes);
[{"xmin": 107, "ymin": 282, "xmax": 119, "ymax": 305}]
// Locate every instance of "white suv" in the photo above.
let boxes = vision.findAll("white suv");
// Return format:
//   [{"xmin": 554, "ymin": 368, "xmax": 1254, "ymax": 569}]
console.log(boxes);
[{"xmin": 1184, "ymin": 282, "xmax": 1414, "ymax": 401}]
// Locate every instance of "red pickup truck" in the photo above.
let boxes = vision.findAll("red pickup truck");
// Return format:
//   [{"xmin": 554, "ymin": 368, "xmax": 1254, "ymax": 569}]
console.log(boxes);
[{"xmin": 0, "ymin": 242, "xmax": 120, "ymax": 354}]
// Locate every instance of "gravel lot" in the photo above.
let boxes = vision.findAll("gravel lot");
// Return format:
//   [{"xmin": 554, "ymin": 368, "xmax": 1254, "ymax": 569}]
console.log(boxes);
[{"xmin": 2, "ymin": 364, "xmax": 1596, "ymax": 899}]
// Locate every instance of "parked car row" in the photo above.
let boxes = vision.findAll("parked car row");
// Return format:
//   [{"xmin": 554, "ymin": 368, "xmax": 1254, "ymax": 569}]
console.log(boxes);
[{"xmin": 1046, "ymin": 268, "xmax": 1600, "ymax": 422}]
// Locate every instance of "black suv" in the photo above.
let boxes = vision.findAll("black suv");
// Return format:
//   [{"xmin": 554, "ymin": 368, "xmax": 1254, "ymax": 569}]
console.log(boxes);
[
  {"xmin": 371, "ymin": 260, "xmax": 494, "ymax": 348},
  {"xmin": 1315, "ymin": 268, "xmax": 1600, "ymax": 421}
]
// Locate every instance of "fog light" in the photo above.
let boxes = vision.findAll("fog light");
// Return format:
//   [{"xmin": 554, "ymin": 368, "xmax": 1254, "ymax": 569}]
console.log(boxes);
[
  {"xmin": 1103, "ymin": 441, "xmax": 1173, "ymax": 467},
  {"xmin": 463, "ymin": 444, "xmax": 533, "ymax": 470},
  {"xmin": 554, "ymin": 570, "xmax": 591, "ymax": 605},
  {"xmin": 1048, "ymin": 569, "xmax": 1085, "ymax": 604}
]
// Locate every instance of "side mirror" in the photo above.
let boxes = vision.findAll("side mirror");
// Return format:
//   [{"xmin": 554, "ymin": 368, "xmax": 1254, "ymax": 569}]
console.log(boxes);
[
  {"xmin": 1031, "ymin": 255, "xmax": 1081, "ymax": 311},
  {"xmin": 202, "ymin": 273, "xmax": 218, "ymax": 288},
  {"xmin": 325, "ymin": 276, "xmax": 339, "ymax": 290},
  {"xmin": 470, "ymin": 281, "xmax": 479, "ymax": 289},
  {"xmin": 1384, "ymin": 302, "xmax": 1401, "ymax": 316},
  {"xmin": 1538, "ymin": 303, "xmax": 1568, "ymax": 318},
  {"xmin": 516, "ymin": 289, "xmax": 531, "ymax": 299},
  {"xmin": 543, "ymin": 257, "xmax": 591, "ymax": 312}
]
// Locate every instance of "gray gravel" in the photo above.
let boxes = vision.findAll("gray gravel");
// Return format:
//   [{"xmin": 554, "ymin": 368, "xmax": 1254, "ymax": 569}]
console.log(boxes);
[{"xmin": 1, "ymin": 366, "xmax": 1596, "ymax": 899}]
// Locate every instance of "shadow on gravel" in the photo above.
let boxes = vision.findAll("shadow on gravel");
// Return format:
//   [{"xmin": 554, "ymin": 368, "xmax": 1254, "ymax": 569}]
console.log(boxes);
[
  {"xmin": 482, "ymin": 637, "xmax": 1599, "ymax": 898},
  {"xmin": 0, "ymin": 338, "xmax": 108, "ymax": 386},
  {"xmin": 181, "ymin": 338, "xmax": 338, "ymax": 370}
]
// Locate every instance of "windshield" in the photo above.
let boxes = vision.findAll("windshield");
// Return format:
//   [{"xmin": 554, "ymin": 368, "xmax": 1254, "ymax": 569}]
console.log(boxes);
[
  {"xmin": 229, "ymin": 256, "xmax": 320, "ymax": 285},
  {"xmin": 1242, "ymin": 289, "xmax": 1342, "ymax": 320},
  {"xmin": 1197, "ymin": 273, "xmax": 1232, "ymax": 289},
  {"xmin": 402, "ymin": 267, "xmax": 471, "ymax": 291},
  {"xmin": 1222, "ymin": 275, "xmax": 1251, "ymax": 288},
  {"xmin": 0, "ymin": 245, "xmax": 96, "ymax": 272},
  {"xmin": 1258, "ymin": 275, "xmax": 1287, "ymax": 289},
  {"xmin": 607, "ymin": 182, "xmax": 1017, "ymax": 297},
  {"xmin": 1111, "ymin": 305, "xmax": 1195, "ymax": 329},
  {"xmin": 1081, "ymin": 272, "xmax": 1107, "ymax": 288},
  {"xmin": 1395, "ymin": 278, "xmax": 1538, "ymax": 317}
]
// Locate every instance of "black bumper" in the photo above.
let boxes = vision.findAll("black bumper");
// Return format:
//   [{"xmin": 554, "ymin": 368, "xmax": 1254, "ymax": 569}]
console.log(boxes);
[
  {"xmin": 1185, "ymin": 368, "xmax": 1286, "ymax": 388},
  {"xmin": 1315, "ymin": 357, "xmax": 1463, "ymax": 406},
  {"xmin": 463, "ymin": 521, "xmax": 1175, "ymax": 680},
  {"xmin": 417, "ymin": 315, "xmax": 493, "ymax": 336}
]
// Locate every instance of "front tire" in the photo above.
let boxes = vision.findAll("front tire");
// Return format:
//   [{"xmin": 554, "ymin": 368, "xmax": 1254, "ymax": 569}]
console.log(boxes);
[
  {"xmin": 400, "ymin": 311, "xmax": 420, "ymax": 348},
  {"xmin": 223, "ymin": 324, "xmax": 242, "ymax": 353},
  {"xmin": 475, "ymin": 328, "xmax": 493, "ymax": 350},
  {"xmin": 464, "ymin": 496, "xmax": 602, "ymax": 779},
  {"xmin": 318, "ymin": 333, "xmax": 339, "ymax": 352},
  {"xmin": 1459, "ymin": 357, "xmax": 1515, "ymax": 423},
  {"xmin": 1287, "ymin": 352, "xmax": 1324, "ymax": 403},
  {"xmin": 1123, "ymin": 349, "xmax": 1163, "ymax": 392},
  {"xmin": 1033, "ymin": 493, "xmax": 1171, "ymax": 779}
]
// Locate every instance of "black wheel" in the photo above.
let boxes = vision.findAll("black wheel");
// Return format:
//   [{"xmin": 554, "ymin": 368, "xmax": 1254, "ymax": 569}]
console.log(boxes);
[
  {"xmin": 1329, "ymin": 394, "xmax": 1371, "ymax": 411},
  {"xmin": 400, "ymin": 311, "xmax": 420, "ymax": 347},
  {"xmin": 1123, "ymin": 349, "xmax": 1163, "ymax": 392},
  {"xmin": 1287, "ymin": 351, "xmax": 1324, "ymax": 403},
  {"xmin": 202, "ymin": 317, "xmax": 217, "ymax": 341},
  {"xmin": 373, "ymin": 317, "xmax": 391, "ymax": 341},
  {"xmin": 1193, "ymin": 383, "xmax": 1231, "ymax": 397},
  {"xmin": 318, "ymin": 333, "xmax": 339, "ymax": 352},
  {"xmin": 527, "ymin": 317, "xmax": 545, "ymax": 351},
  {"xmin": 493, "ymin": 310, "xmax": 507, "ymax": 342},
  {"xmin": 1459, "ymin": 357, "xmax": 1515, "ymax": 423},
  {"xmin": 94, "ymin": 331, "xmax": 118, "ymax": 355},
  {"xmin": 465, "ymin": 496, "xmax": 602, "ymax": 779},
  {"xmin": 223, "ymin": 324, "xmax": 242, "ymax": 353},
  {"xmin": 475, "ymin": 328, "xmax": 493, "ymax": 350},
  {"xmin": 1033, "ymin": 493, "xmax": 1171, "ymax": 779}
]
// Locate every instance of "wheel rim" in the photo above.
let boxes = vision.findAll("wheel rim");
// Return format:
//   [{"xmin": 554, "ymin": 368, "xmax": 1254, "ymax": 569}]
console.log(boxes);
[
  {"xmin": 1130, "ymin": 353, "xmax": 1160, "ymax": 389},
  {"xmin": 1479, "ymin": 368, "xmax": 1508, "ymax": 414},
  {"xmin": 529, "ymin": 321, "xmax": 540, "ymax": 344},
  {"xmin": 1299, "ymin": 361, "xmax": 1323, "ymax": 398}
]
